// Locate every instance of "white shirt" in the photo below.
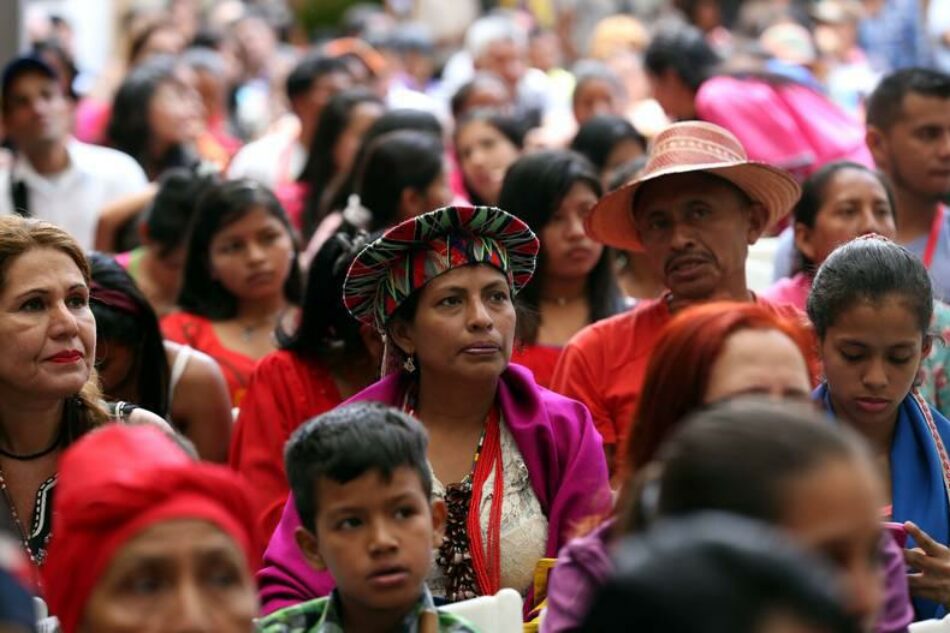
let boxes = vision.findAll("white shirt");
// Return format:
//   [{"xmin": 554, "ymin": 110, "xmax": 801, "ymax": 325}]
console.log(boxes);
[
  {"xmin": 228, "ymin": 129, "xmax": 307, "ymax": 190},
  {"xmin": 0, "ymin": 139, "xmax": 149, "ymax": 250}
]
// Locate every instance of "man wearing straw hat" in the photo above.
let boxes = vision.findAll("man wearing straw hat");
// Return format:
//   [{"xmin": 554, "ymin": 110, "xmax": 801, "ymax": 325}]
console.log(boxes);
[{"xmin": 551, "ymin": 121, "xmax": 805, "ymax": 469}]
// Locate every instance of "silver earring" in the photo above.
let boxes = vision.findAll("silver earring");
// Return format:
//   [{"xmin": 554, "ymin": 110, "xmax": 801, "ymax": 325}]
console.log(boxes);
[{"xmin": 403, "ymin": 354, "xmax": 416, "ymax": 373}]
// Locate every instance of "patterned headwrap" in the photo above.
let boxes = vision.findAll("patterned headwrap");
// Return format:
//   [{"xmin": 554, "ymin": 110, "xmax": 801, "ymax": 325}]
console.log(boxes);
[{"xmin": 344, "ymin": 206, "xmax": 539, "ymax": 330}]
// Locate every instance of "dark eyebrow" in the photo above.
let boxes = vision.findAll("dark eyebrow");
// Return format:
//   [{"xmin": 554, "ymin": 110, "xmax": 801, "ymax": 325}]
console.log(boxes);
[{"xmin": 13, "ymin": 283, "xmax": 87, "ymax": 303}]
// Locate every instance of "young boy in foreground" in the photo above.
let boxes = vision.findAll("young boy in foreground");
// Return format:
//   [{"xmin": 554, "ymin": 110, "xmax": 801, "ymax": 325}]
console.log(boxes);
[{"xmin": 257, "ymin": 402, "xmax": 480, "ymax": 633}]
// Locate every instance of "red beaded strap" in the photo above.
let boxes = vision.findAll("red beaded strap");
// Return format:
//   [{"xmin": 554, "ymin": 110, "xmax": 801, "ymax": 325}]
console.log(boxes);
[{"xmin": 467, "ymin": 406, "xmax": 503, "ymax": 596}]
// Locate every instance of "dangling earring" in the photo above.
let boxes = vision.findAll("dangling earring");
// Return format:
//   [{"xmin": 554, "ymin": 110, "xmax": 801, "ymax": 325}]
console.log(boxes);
[{"xmin": 403, "ymin": 353, "xmax": 417, "ymax": 373}]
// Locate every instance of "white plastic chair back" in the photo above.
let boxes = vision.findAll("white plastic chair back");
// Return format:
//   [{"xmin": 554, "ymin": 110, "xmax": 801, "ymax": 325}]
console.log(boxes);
[
  {"xmin": 910, "ymin": 617, "xmax": 950, "ymax": 632},
  {"xmin": 440, "ymin": 588, "xmax": 524, "ymax": 633}
]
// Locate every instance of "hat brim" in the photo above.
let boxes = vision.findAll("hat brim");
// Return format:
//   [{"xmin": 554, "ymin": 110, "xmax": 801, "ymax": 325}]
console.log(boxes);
[{"xmin": 585, "ymin": 162, "xmax": 802, "ymax": 252}]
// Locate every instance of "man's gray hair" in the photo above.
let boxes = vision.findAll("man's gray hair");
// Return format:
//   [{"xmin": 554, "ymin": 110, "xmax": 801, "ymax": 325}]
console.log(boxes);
[{"xmin": 465, "ymin": 14, "xmax": 527, "ymax": 60}]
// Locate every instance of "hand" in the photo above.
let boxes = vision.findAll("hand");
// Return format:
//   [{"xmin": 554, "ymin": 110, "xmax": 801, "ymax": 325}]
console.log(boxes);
[{"xmin": 904, "ymin": 521, "xmax": 950, "ymax": 608}]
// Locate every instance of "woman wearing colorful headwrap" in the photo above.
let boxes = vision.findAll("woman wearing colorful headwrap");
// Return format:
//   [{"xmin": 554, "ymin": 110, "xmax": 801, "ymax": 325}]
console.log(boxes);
[
  {"xmin": 42, "ymin": 424, "xmax": 260, "ymax": 633},
  {"xmin": 0, "ymin": 216, "xmax": 168, "ymax": 574},
  {"xmin": 257, "ymin": 206, "xmax": 612, "ymax": 615}
]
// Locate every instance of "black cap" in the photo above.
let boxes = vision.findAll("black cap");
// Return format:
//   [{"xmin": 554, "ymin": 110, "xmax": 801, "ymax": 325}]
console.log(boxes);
[{"xmin": 2, "ymin": 55, "xmax": 59, "ymax": 100}]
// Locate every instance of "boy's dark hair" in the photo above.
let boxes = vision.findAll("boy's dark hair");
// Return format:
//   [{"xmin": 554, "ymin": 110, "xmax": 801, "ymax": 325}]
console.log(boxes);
[
  {"xmin": 286, "ymin": 403, "xmax": 432, "ymax": 532},
  {"xmin": 807, "ymin": 236, "xmax": 933, "ymax": 340},
  {"xmin": 866, "ymin": 68, "xmax": 950, "ymax": 132}
]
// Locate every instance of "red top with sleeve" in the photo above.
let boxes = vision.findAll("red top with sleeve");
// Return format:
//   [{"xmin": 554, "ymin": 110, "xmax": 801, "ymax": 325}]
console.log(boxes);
[
  {"xmin": 550, "ymin": 294, "xmax": 807, "ymax": 450},
  {"xmin": 229, "ymin": 350, "xmax": 343, "ymax": 539},
  {"xmin": 510, "ymin": 344, "xmax": 562, "ymax": 389},
  {"xmin": 160, "ymin": 312, "xmax": 256, "ymax": 407}
]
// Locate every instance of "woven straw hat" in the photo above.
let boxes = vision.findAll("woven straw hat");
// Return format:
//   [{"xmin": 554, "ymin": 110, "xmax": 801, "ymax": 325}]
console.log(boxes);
[{"xmin": 585, "ymin": 121, "xmax": 802, "ymax": 251}]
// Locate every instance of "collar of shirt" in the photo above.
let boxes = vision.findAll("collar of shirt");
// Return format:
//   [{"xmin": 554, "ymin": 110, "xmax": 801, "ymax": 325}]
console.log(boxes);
[
  {"xmin": 12, "ymin": 138, "xmax": 84, "ymax": 194},
  {"xmin": 317, "ymin": 586, "xmax": 437, "ymax": 632}
]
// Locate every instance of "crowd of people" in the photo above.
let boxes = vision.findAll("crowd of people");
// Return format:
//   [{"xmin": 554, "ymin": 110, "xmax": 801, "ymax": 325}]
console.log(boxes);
[{"xmin": 0, "ymin": 0, "xmax": 949, "ymax": 631}]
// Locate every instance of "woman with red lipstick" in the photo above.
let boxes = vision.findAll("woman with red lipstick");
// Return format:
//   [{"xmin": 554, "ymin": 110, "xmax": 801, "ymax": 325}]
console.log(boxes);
[
  {"xmin": 498, "ymin": 150, "xmax": 625, "ymax": 388},
  {"xmin": 256, "ymin": 205, "xmax": 611, "ymax": 615},
  {"xmin": 809, "ymin": 235, "xmax": 950, "ymax": 621},
  {"xmin": 161, "ymin": 179, "xmax": 302, "ymax": 406},
  {"xmin": 0, "ymin": 216, "xmax": 169, "ymax": 572}
]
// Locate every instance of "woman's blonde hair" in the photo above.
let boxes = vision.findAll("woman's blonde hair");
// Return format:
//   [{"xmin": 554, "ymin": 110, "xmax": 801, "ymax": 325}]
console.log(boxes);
[{"xmin": 0, "ymin": 216, "xmax": 109, "ymax": 430}]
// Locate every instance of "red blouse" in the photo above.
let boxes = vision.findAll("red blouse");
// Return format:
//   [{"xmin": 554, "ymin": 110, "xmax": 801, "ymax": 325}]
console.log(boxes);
[
  {"xmin": 160, "ymin": 312, "xmax": 257, "ymax": 407},
  {"xmin": 510, "ymin": 344, "xmax": 563, "ymax": 390},
  {"xmin": 229, "ymin": 350, "xmax": 343, "ymax": 539}
]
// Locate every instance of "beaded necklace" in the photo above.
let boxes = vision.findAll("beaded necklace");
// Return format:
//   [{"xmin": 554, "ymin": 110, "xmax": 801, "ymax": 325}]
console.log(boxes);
[{"xmin": 405, "ymin": 387, "xmax": 504, "ymax": 600}]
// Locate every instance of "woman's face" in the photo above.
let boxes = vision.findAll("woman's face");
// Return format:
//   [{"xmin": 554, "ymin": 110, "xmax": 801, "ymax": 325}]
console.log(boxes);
[
  {"xmin": 392, "ymin": 265, "xmax": 516, "ymax": 383},
  {"xmin": 821, "ymin": 293, "xmax": 929, "ymax": 433},
  {"xmin": 540, "ymin": 182, "xmax": 603, "ymax": 282},
  {"xmin": 148, "ymin": 77, "xmax": 203, "ymax": 150},
  {"xmin": 81, "ymin": 519, "xmax": 257, "ymax": 633},
  {"xmin": 456, "ymin": 120, "xmax": 520, "ymax": 205},
  {"xmin": 780, "ymin": 456, "xmax": 885, "ymax": 633},
  {"xmin": 95, "ymin": 337, "xmax": 137, "ymax": 398},
  {"xmin": 704, "ymin": 328, "xmax": 812, "ymax": 404},
  {"xmin": 400, "ymin": 166, "xmax": 453, "ymax": 223},
  {"xmin": 208, "ymin": 207, "xmax": 295, "ymax": 304},
  {"xmin": 333, "ymin": 101, "xmax": 385, "ymax": 178},
  {"xmin": 796, "ymin": 169, "xmax": 896, "ymax": 267},
  {"xmin": 0, "ymin": 248, "xmax": 95, "ymax": 400},
  {"xmin": 573, "ymin": 78, "xmax": 624, "ymax": 126}
]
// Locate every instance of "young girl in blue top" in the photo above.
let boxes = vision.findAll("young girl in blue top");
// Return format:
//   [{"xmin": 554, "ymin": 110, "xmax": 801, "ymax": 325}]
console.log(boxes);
[{"xmin": 808, "ymin": 235, "xmax": 950, "ymax": 620}]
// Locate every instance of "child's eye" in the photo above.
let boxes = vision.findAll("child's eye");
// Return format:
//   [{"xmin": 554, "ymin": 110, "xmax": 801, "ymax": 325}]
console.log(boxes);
[
  {"xmin": 395, "ymin": 505, "xmax": 418, "ymax": 520},
  {"xmin": 840, "ymin": 352, "xmax": 864, "ymax": 362},
  {"xmin": 337, "ymin": 517, "xmax": 362, "ymax": 530},
  {"xmin": 888, "ymin": 355, "xmax": 912, "ymax": 365}
]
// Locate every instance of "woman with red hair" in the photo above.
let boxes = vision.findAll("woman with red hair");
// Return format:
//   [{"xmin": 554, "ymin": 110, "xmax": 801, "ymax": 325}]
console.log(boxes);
[
  {"xmin": 622, "ymin": 300, "xmax": 816, "ymax": 475},
  {"xmin": 542, "ymin": 301, "xmax": 913, "ymax": 633}
]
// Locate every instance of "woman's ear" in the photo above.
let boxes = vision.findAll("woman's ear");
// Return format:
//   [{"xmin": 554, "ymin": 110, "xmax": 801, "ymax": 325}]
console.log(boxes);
[
  {"xmin": 794, "ymin": 221, "xmax": 817, "ymax": 263},
  {"xmin": 387, "ymin": 319, "xmax": 415, "ymax": 358}
]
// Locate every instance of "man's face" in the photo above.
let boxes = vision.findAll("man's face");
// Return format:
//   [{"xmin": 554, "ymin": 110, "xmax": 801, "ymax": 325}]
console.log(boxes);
[
  {"xmin": 633, "ymin": 172, "xmax": 766, "ymax": 301},
  {"xmin": 868, "ymin": 93, "xmax": 950, "ymax": 200},
  {"xmin": 475, "ymin": 40, "xmax": 526, "ymax": 92},
  {"xmin": 2, "ymin": 71, "xmax": 68, "ymax": 151}
]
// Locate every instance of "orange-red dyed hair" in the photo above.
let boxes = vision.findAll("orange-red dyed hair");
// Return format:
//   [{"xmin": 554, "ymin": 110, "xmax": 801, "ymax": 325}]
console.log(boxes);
[{"xmin": 623, "ymin": 301, "xmax": 815, "ymax": 476}]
